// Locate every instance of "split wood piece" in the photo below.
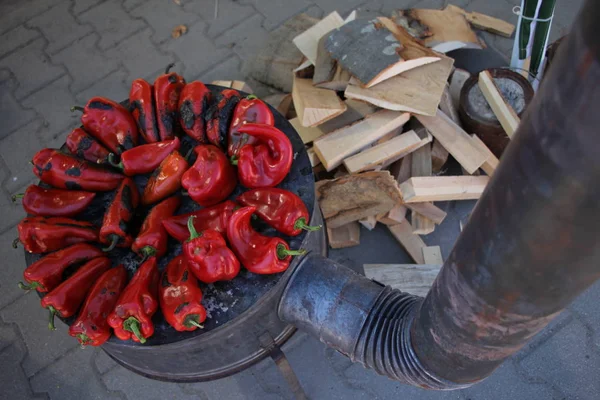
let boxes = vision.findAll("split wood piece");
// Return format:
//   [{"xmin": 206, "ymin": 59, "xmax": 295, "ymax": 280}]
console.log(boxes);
[
  {"xmin": 292, "ymin": 76, "xmax": 347, "ymax": 127},
  {"xmin": 306, "ymin": 147, "xmax": 321, "ymax": 167},
  {"xmin": 439, "ymin": 85, "xmax": 461, "ymax": 125},
  {"xmin": 343, "ymin": 129, "xmax": 432, "ymax": 173},
  {"xmin": 344, "ymin": 57, "xmax": 454, "ymax": 116},
  {"xmin": 422, "ymin": 245, "xmax": 443, "ymax": 264},
  {"xmin": 448, "ymin": 68, "xmax": 471, "ymax": 110},
  {"xmin": 470, "ymin": 134, "xmax": 499, "ymax": 176},
  {"xmin": 316, "ymin": 171, "xmax": 403, "ymax": 228},
  {"xmin": 293, "ymin": 11, "xmax": 345, "ymax": 65},
  {"xmin": 445, "ymin": 5, "xmax": 515, "ymax": 38},
  {"xmin": 390, "ymin": 153, "xmax": 412, "ymax": 185},
  {"xmin": 359, "ymin": 215, "xmax": 377, "ymax": 231},
  {"xmin": 431, "ymin": 140, "xmax": 449, "ymax": 173},
  {"xmin": 404, "ymin": 202, "xmax": 446, "ymax": 225},
  {"xmin": 263, "ymin": 93, "xmax": 293, "ymax": 117},
  {"xmin": 364, "ymin": 264, "xmax": 441, "ymax": 296},
  {"xmin": 410, "ymin": 145, "xmax": 435, "ymax": 235},
  {"xmin": 313, "ymin": 28, "xmax": 340, "ymax": 85},
  {"xmin": 388, "ymin": 220, "xmax": 427, "ymax": 264},
  {"xmin": 478, "ymin": 71, "xmax": 520, "ymax": 138},
  {"xmin": 325, "ymin": 18, "xmax": 441, "ymax": 88},
  {"xmin": 315, "ymin": 64, "xmax": 352, "ymax": 91},
  {"xmin": 378, "ymin": 204, "xmax": 407, "ymax": 226},
  {"xmin": 210, "ymin": 80, "xmax": 253, "ymax": 93},
  {"xmin": 400, "ymin": 176, "xmax": 490, "ymax": 203},
  {"xmin": 313, "ymin": 110, "xmax": 409, "ymax": 171},
  {"xmin": 289, "ymin": 117, "xmax": 325, "ymax": 144},
  {"xmin": 327, "ymin": 222, "xmax": 361, "ymax": 249},
  {"xmin": 416, "ymin": 110, "xmax": 487, "ymax": 174}
]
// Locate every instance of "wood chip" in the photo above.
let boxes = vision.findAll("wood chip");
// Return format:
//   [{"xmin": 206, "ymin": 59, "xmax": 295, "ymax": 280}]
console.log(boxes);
[
  {"xmin": 400, "ymin": 176, "xmax": 490, "ymax": 203},
  {"xmin": 327, "ymin": 222, "xmax": 360, "ymax": 249},
  {"xmin": 364, "ymin": 264, "xmax": 441, "ymax": 296},
  {"xmin": 378, "ymin": 204, "xmax": 407, "ymax": 226},
  {"xmin": 404, "ymin": 202, "xmax": 447, "ymax": 225},
  {"xmin": 171, "ymin": 24, "xmax": 188, "ymax": 39}
]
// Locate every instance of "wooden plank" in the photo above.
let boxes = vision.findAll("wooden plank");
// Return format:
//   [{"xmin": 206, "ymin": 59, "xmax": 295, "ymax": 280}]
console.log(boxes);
[
  {"xmin": 400, "ymin": 176, "xmax": 490, "ymax": 203},
  {"xmin": 416, "ymin": 110, "xmax": 487, "ymax": 174},
  {"xmin": 313, "ymin": 110, "xmax": 410, "ymax": 171},
  {"xmin": 343, "ymin": 129, "xmax": 432, "ymax": 173},
  {"xmin": 422, "ymin": 246, "xmax": 443, "ymax": 264},
  {"xmin": 446, "ymin": 5, "xmax": 515, "ymax": 38},
  {"xmin": 364, "ymin": 264, "xmax": 441, "ymax": 296},
  {"xmin": 378, "ymin": 204, "xmax": 407, "ymax": 226},
  {"xmin": 400, "ymin": 8, "xmax": 481, "ymax": 47},
  {"xmin": 316, "ymin": 171, "xmax": 403, "ymax": 228},
  {"xmin": 289, "ymin": 117, "xmax": 325, "ymax": 144},
  {"xmin": 410, "ymin": 144, "xmax": 435, "ymax": 235},
  {"xmin": 293, "ymin": 11, "xmax": 345, "ymax": 65},
  {"xmin": 359, "ymin": 215, "xmax": 377, "ymax": 231},
  {"xmin": 439, "ymin": 85, "xmax": 461, "ymax": 125},
  {"xmin": 306, "ymin": 147, "xmax": 321, "ymax": 167},
  {"xmin": 292, "ymin": 76, "xmax": 347, "ymax": 127},
  {"xmin": 327, "ymin": 222, "xmax": 360, "ymax": 249},
  {"xmin": 404, "ymin": 202, "xmax": 447, "ymax": 225},
  {"xmin": 388, "ymin": 220, "xmax": 427, "ymax": 264},
  {"xmin": 470, "ymin": 134, "xmax": 499, "ymax": 176},
  {"xmin": 431, "ymin": 140, "xmax": 449, "ymax": 173},
  {"xmin": 390, "ymin": 153, "xmax": 412, "ymax": 184},
  {"xmin": 478, "ymin": 71, "xmax": 520, "ymax": 138}
]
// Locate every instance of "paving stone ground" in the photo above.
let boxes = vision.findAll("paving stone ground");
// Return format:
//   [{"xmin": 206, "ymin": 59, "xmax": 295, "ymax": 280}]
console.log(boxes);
[{"xmin": 0, "ymin": 0, "xmax": 595, "ymax": 399}]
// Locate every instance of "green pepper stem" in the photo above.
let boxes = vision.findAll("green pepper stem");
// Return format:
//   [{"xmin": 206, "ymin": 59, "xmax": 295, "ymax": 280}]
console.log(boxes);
[
  {"xmin": 184, "ymin": 147, "xmax": 194, "ymax": 160},
  {"xmin": 70, "ymin": 106, "xmax": 84, "ymax": 113},
  {"xmin": 165, "ymin": 63, "xmax": 175, "ymax": 74},
  {"xmin": 276, "ymin": 244, "xmax": 306, "ymax": 259},
  {"xmin": 76, "ymin": 333, "xmax": 91, "ymax": 348},
  {"xmin": 11, "ymin": 193, "xmax": 24, "ymax": 202},
  {"xmin": 107, "ymin": 153, "xmax": 123, "ymax": 170},
  {"xmin": 246, "ymin": 94, "xmax": 258, "ymax": 100},
  {"xmin": 187, "ymin": 216, "xmax": 201, "ymax": 241},
  {"xmin": 102, "ymin": 235, "xmax": 119, "ymax": 252},
  {"xmin": 47, "ymin": 306, "xmax": 58, "ymax": 331},
  {"xmin": 294, "ymin": 217, "xmax": 322, "ymax": 232},
  {"xmin": 139, "ymin": 246, "xmax": 156, "ymax": 263},
  {"xmin": 18, "ymin": 281, "xmax": 42, "ymax": 292},
  {"xmin": 12, "ymin": 238, "xmax": 19, "ymax": 249},
  {"xmin": 123, "ymin": 317, "xmax": 146, "ymax": 344},
  {"xmin": 185, "ymin": 314, "xmax": 204, "ymax": 329},
  {"xmin": 230, "ymin": 157, "xmax": 238, "ymax": 166}
]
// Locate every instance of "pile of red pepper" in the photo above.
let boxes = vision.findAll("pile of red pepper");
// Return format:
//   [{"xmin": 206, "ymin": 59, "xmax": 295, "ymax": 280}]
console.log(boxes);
[{"xmin": 13, "ymin": 65, "xmax": 320, "ymax": 347}]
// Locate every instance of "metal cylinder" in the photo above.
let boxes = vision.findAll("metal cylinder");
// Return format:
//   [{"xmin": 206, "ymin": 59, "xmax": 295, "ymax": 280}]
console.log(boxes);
[{"xmin": 280, "ymin": 0, "xmax": 600, "ymax": 388}]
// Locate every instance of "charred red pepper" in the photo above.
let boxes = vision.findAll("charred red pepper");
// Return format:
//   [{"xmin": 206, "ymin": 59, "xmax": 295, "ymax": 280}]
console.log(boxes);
[
  {"xmin": 181, "ymin": 145, "xmax": 237, "ymax": 207},
  {"xmin": 32, "ymin": 149, "xmax": 124, "ymax": 192},
  {"xmin": 100, "ymin": 178, "xmax": 140, "ymax": 251},
  {"xmin": 15, "ymin": 216, "xmax": 99, "ymax": 254},
  {"xmin": 227, "ymin": 207, "xmax": 305, "ymax": 275},
  {"xmin": 237, "ymin": 188, "xmax": 320, "ymax": 236},
  {"xmin": 205, "ymin": 89, "xmax": 241, "ymax": 149},
  {"xmin": 184, "ymin": 217, "xmax": 240, "ymax": 283},
  {"xmin": 142, "ymin": 151, "xmax": 188, "ymax": 205},
  {"xmin": 41, "ymin": 257, "xmax": 111, "ymax": 330},
  {"xmin": 162, "ymin": 200, "xmax": 237, "ymax": 242},
  {"xmin": 107, "ymin": 257, "xmax": 159, "ymax": 343},
  {"xmin": 108, "ymin": 137, "xmax": 180, "ymax": 176},
  {"xmin": 179, "ymin": 81, "xmax": 211, "ymax": 142},
  {"xmin": 159, "ymin": 255, "xmax": 207, "ymax": 331},
  {"xmin": 69, "ymin": 265, "xmax": 128, "ymax": 346},
  {"xmin": 66, "ymin": 127, "xmax": 110, "ymax": 164},
  {"xmin": 234, "ymin": 123, "xmax": 293, "ymax": 188},
  {"xmin": 132, "ymin": 195, "xmax": 181, "ymax": 259},
  {"xmin": 71, "ymin": 97, "xmax": 138, "ymax": 154},
  {"xmin": 18, "ymin": 243, "xmax": 104, "ymax": 293},
  {"xmin": 228, "ymin": 95, "xmax": 274, "ymax": 157},
  {"xmin": 154, "ymin": 64, "xmax": 185, "ymax": 141},
  {"xmin": 129, "ymin": 79, "xmax": 160, "ymax": 143},
  {"xmin": 13, "ymin": 185, "xmax": 96, "ymax": 218}
]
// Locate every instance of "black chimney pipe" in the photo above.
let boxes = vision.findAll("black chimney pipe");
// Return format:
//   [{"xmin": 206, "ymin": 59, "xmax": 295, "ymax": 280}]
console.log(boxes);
[{"xmin": 279, "ymin": 0, "xmax": 600, "ymax": 389}]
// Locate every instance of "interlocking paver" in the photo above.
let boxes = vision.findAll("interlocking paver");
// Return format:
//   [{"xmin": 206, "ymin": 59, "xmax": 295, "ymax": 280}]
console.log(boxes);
[
  {"xmin": 27, "ymin": 1, "xmax": 93, "ymax": 54},
  {"xmin": 312, "ymin": 0, "xmax": 366, "ymax": 15},
  {"xmin": 78, "ymin": 0, "xmax": 146, "ymax": 50},
  {"xmin": 93, "ymin": 348, "xmax": 118, "ymax": 375},
  {"xmin": 0, "ymin": 320, "xmax": 19, "ymax": 352},
  {"xmin": 214, "ymin": 13, "xmax": 270, "ymax": 63},
  {"xmin": 0, "ymin": 343, "xmax": 41, "ymax": 400},
  {"xmin": 1, "ymin": 293, "xmax": 78, "ymax": 377},
  {"xmin": 196, "ymin": 55, "xmax": 244, "ymax": 84},
  {"xmin": 0, "ymin": 79, "xmax": 37, "ymax": 140},
  {"xmin": 52, "ymin": 33, "xmax": 120, "ymax": 94},
  {"xmin": 182, "ymin": 0, "xmax": 255, "ymax": 38},
  {"xmin": 0, "ymin": 0, "xmax": 64, "ymax": 36},
  {"xmin": 246, "ymin": 0, "xmax": 315, "ymax": 30},
  {"xmin": 75, "ymin": 67, "xmax": 130, "ymax": 104},
  {"xmin": 130, "ymin": 0, "xmax": 201, "ymax": 45},
  {"xmin": 106, "ymin": 28, "xmax": 174, "ymax": 83},
  {"xmin": 0, "ymin": 38, "xmax": 65, "ymax": 100},
  {"xmin": 570, "ymin": 281, "xmax": 600, "ymax": 350},
  {"xmin": 0, "ymin": 230, "xmax": 29, "ymax": 308},
  {"xmin": 30, "ymin": 347, "xmax": 123, "ymax": 400},
  {"xmin": 0, "ymin": 25, "xmax": 40, "ymax": 60},
  {"xmin": 73, "ymin": 0, "xmax": 105, "ymax": 15}
]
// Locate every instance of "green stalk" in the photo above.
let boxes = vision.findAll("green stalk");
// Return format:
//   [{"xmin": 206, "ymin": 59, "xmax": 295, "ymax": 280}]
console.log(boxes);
[
  {"xmin": 276, "ymin": 244, "xmax": 306, "ymax": 260},
  {"xmin": 293, "ymin": 218, "xmax": 322, "ymax": 232},
  {"xmin": 123, "ymin": 317, "xmax": 146, "ymax": 344},
  {"xmin": 519, "ymin": 0, "xmax": 540, "ymax": 59},
  {"xmin": 186, "ymin": 216, "xmax": 202, "ymax": 241},
  {"xmin": 529, "ymin": 0, "xmax": 557, "ymax": 77}
]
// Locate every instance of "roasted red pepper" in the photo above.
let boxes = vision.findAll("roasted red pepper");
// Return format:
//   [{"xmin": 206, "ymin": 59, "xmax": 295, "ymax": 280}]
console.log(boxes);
[
  {"xmin": 154, "ymin": 64, "xmax": 185, "ymax": 141},
  {"xmin": 69, "ymin": 265, "xmax": 128, "ymax": 346},
  {"xmin": 132, "ymin": 195, "xmax": 181, "ymax": 259},
  {"xmin": 71, "ymin": 97, "xmax": 138, "ymax": 154},
  {"xmin": 237, "ymin": 188, "xmax": 320, "ymax": 236},
  {"xmin": 32, "ymin": 149, "xmax": 124, "ymax": 192},
  {"xmin": 181, "ymin": 145, "xmax": 237, "ymax": 207},
  {"xmin": 15, "ymin": 216, "xmax": 99, "ymax": 254},
  {"xmin": 107, "ymin": 257, "xmax": 159, "ymax": 343},
  {"xmin": 184, "ymin": 216, "xmax": 240, "ymax": 283},
  {"xmin": 205, "ymin": 89, "xmax": 241, "ymax": 149},
  {"xmin": 13, "ymin": 185, "xmax": 96, "ymax": 218},
  {"xmin": 108, "ymin": 137, "xmax": 180, "ymax": 176},
  {"xmin": 179, "ymin": 81, "xmax": 211, "ymax": 142},
  {"xmin": 18, "ymin": 243, "xmax": 104, "ymax": 293},
  {"xmin": 41, "ymin": 257, "xmax": 111, "ymax": 330},
  {"xmin": 142, "ymin": 151, "xmax": 188, "ymax": 205},
  {"xmin": 228, "ymin": 95, "xmax": 274, "ymax": 157},
  {"xmin": 234, "ymin": 123, "xmax": 293, "ymax": 188},
  {"xmin": 159, "ymin": 255, "xmax": 207, "ymax": 331},
  {"xmin": 162, "ymin": 200, "xmax": 237, "ymax": 242},
  {"xmin": 227, "ymin": 207, "xmax": 305, "ymax": 275},
  {"xmin": 100, "ymin": 178, "xmax": 140, "ymax": 251},
  {"xmin": 129, "ymin": 79, "xmax": 160, "ymax": 143},
  {"xmin": 66, "ymin": 127, "xmax": 110, "ymax": 164}
]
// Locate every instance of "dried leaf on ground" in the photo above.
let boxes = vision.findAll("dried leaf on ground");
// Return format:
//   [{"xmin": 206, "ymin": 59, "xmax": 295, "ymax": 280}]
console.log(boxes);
[{"xmin": 172, "ymin": 25, "xmax": 188, "ymax": 39}]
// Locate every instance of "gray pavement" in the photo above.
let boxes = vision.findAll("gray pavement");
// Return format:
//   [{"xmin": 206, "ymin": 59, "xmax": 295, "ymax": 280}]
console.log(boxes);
[{"xmin": 0, "ymin": 0, "xmax": 596, "ymax": 399}]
